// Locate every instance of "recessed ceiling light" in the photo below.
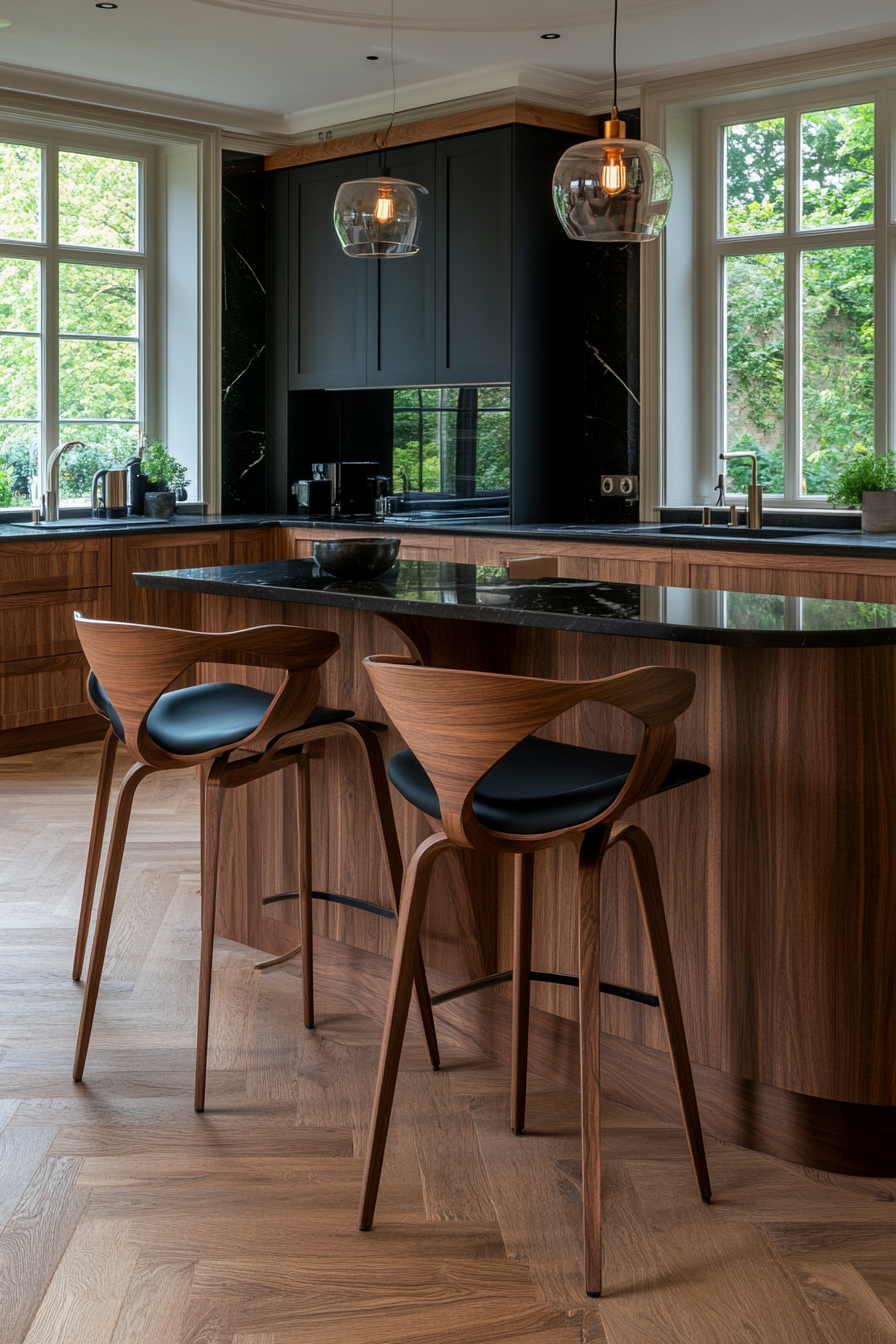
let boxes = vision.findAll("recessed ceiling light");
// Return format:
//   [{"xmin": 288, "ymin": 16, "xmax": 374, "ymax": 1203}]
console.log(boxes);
[
  {"xmin": 96, "ymin": 3, "xmax": 118, "ymax": 8},
  {"xmin": 541, "ymin": 32, "xmax": 560, "ymax": 39},
  {"xmin": 366, "ymin": 54, "xmax": 379, "ymax": 60}
]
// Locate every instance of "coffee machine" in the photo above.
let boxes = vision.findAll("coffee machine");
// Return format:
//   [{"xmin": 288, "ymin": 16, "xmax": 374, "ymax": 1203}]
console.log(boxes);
[{"xmin": 294, "ymin": 462, "xmax": 381, "ymax": 517}]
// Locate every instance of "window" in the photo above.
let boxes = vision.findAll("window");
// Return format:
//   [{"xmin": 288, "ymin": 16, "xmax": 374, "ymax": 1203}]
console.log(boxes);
[
  {"xmin": 715, "ymin": 100, "xmax": 877, "ymax": 501},
  {"xmin": 392, "ymin": 386, "xmax": 510, "ymax": 495},
  {"xmin": 0, "ymin": 136, "xmax": 147, "ymax": 508}
]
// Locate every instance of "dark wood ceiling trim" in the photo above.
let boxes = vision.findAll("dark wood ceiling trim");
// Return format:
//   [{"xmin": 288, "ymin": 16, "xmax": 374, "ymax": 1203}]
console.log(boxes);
[{"xmin": 264, "ymin": 101, "xmax": 600, "ymax": 171}]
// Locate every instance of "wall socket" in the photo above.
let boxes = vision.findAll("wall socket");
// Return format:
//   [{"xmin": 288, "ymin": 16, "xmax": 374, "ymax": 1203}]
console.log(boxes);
[{"xmin": 600, "ymin": 474, "xmax": 639, "ymax": 498}]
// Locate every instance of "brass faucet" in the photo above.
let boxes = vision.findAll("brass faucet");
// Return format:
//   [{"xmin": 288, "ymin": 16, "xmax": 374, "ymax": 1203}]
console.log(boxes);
[
  {"xmin": 719, "ymin": 451, "xmax": 762, "ymax": 529},
  {"xmin": 43, "ymin": 441, "xmax": 86, "ymax": 522}
]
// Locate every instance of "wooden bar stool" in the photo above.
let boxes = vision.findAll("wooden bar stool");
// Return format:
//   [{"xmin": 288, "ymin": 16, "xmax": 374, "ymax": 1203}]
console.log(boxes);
[
  {"xmin": 358, "ymin": 655, "xmax": 712, "ymax": 1298},
  {"xmin": 71, "ymin": 615, "xmax": 439, "ymax": 1111}
]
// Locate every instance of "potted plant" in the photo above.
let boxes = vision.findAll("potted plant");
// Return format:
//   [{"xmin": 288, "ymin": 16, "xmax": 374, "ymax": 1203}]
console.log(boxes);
[
  {"xmin": 141, "ymin": 441, "xmax": 190, "ymax": 500},
  {"xmin": 827, "ymin": 448, "xmax": 896, "ymax": 533}
]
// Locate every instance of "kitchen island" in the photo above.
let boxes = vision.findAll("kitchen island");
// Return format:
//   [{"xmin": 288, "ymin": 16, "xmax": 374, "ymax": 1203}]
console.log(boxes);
[{"xmin": 135, "ymin": 558, "xmax": 896, "ymax": 1176}]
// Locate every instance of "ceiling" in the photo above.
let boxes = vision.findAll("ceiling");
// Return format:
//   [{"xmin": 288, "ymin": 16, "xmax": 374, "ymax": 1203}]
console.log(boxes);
[{"xmin": 0, "ymin": 0, "xmax": 894, "ymax": 139}]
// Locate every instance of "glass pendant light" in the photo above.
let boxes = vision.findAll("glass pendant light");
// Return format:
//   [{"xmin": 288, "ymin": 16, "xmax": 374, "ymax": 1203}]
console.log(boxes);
[
  {"xmin": 333, "ymin": 0, "xmax": 426, "ymax": 258},
  {"xmin": 334, "ymin": 174, "xmax": 427, "ymax": 258},
  {"xmin": 552, "ymin": 0, "xmax": 673, "ymax": 243}
]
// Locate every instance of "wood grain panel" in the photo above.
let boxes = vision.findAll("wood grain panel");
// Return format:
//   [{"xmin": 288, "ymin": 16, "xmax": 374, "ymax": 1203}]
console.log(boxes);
[
  {"xmin": 286, "ymin": 528, "xmax": 458, "ymax": 564},
  {"xmin": 0, "ymin": 586, "xmax": 111, "ymax": 663},
  {"xmin": 265, "ymin": 101, "xmax": 602, "ymax": 172},
  {"xmin": 0, "ymin": 653, "xmax": 95, "ymax": 731},
  {"xmin": 0, "ymin": 537, "xmax": 110, "ymax": 597},
  {"xmin": 111, "ymin": 531, "xmax": 232, "ymax": 629},
  {"xmin": 230, "ymin": 526, "xmax": 289, "ymax": 566},
  {"xmin": 464, "ymin": 537, "xmax": 673, "ymax": 586},
  {"xmin": 689, "ymin": 562, "xmax": 896, "ymax": 600}
]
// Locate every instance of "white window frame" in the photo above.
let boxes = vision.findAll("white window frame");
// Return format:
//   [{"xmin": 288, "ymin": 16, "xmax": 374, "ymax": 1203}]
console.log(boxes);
[
  {"xmin": 704, "ymin": 85, "xmax": 889, "ymax": 506},
  {"xmin": 639, "ymin": 39, "xmax": 896, "ymax": 518},
  {"xmin": 0, "ymin": 125, "xmax": 153, "ymax": 506},
  {"xmin": 0, "ymin": 92, "xmax": 221, "ymax": 512}
]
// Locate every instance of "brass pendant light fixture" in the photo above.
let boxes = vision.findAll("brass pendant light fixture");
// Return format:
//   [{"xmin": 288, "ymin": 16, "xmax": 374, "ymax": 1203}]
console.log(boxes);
[
  {"xmin": 333, "ymin": 0, "xmax": 427, "ymax": 258},
  {"xmin": 552, "ymin": 0, "xmax": 673, "ymax": 243}
]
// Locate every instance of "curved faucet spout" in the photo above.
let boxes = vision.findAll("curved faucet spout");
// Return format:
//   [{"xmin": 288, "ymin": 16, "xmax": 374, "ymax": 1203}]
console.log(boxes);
[
  {"xmin": 719, "ymin": 450, "xmax": 758, "ymax": 487},
  {"xmin": 43, "ymin": 440, "xmax": 87, "ymax": 522}
]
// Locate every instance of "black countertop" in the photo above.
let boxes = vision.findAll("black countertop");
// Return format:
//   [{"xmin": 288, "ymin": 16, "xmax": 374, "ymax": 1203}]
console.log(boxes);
[
  {"xmin": 4, "ymin": 509, "xmax": 896, "ymax": 562},
  {"xmin": 134, "ymin": 558, "xmax": 896, "ymax": 648}
]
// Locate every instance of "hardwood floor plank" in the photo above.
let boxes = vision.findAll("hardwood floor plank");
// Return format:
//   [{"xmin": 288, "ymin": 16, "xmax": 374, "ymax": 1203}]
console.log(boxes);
[
  {"xmin": 110, "ymin": 1256, "xmax": 196, "ymax": 1344},
  {"xmin": 784, "ymin": 1259, "xmax": 896, "ymax": 1343},
  {"xmin": 0, "ymin": 1126, "xmax": 58, "ymax": 1235},
  {"xmin": 0, "ymin": 1156, "xmax": 90, "ymax": 1344},
  {"xmin": 21, "ymin": 1217, "xmax": 138, "ymax": 1344}
]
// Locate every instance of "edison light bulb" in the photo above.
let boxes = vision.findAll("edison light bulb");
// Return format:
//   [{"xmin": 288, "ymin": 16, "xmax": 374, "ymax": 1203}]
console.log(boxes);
[
  {"xmin": 374, "ymin": 188, "xmax": 395, "ymax": 224},
  {"xmin": 600, "ymin": 146, "xmax": 627, "ymax": 197}
]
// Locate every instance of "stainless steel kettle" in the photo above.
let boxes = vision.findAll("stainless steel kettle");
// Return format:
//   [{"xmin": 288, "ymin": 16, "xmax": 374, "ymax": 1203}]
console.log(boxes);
[{"xmin": 91, "ymin": 468, "xmax": 128, "ymax": 519}]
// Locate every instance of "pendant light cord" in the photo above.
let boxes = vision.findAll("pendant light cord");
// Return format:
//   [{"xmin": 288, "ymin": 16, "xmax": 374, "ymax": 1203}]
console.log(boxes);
[
  {"xmin": 381, "ymin": 0, "xmax": 396, "ymax": 171},
  {"xmin": 612, "ymin": 0, "xmax": 618, "ymax": 110}
]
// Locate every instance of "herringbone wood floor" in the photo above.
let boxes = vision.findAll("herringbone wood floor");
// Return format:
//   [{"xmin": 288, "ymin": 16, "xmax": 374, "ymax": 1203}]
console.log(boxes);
[{"xmin": 0, "ymin": 742, "xmax": 894, "ymax": 1344}]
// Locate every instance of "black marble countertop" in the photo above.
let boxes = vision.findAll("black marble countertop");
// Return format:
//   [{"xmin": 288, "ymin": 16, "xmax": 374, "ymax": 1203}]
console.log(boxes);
[
  {"xmin": 4, "ymin": 508, "xmax": 896, "ymax": 562},
  {"xmin": 0, "ymin": 513, "xmax": 289, "ymax": 543},
  {"xmin": 134, "ymin": 558, "xmax": 896, "ymax": 648}
]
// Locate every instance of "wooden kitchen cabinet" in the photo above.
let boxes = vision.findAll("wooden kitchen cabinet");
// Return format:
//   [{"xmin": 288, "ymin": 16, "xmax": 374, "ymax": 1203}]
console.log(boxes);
[
  {"xmin": 111, "ymin": 530, "xmax": 233, "ymax": 629},
  {"xmin": 287, "ymin": 527, "xmax": 458, "ymax": 563},
  {"xmin": 0, "ymin": 538, "xmax": 112, "ymax": 747}
]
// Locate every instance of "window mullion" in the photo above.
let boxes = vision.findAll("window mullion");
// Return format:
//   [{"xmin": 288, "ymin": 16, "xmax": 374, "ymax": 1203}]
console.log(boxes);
[
  {"xmin": 43, "ymin": 142, "xmax": 59, "ymax": 488},
  {"xmin": 783, "ymin": 110, "xmax": 802, "ymax": 502},
  {"xmin": 874, "ymin": 88, "xmax": 891, "ymax": 455}
]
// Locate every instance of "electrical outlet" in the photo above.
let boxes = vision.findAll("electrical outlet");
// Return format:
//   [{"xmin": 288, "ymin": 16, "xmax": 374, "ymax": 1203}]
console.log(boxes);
[{"xmin": 600, "ymin": 474, "xmax": 639, "ymax": 498}]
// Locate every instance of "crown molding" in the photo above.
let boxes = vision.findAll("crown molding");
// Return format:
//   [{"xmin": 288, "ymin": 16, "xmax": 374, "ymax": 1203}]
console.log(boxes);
[{"xmin": 0, "ymin": 61, "xmax": 280, "ymax": 136}]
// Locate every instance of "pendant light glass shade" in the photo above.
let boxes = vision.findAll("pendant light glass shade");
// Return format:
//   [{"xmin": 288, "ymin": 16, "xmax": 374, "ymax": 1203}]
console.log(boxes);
[
  {"xmin": 333, "ymin": 176, "xmax": 427, "ymax": 258},
  {"xmin": 552, "ymin": 111, "xmax": 673, "ymax": 243}
]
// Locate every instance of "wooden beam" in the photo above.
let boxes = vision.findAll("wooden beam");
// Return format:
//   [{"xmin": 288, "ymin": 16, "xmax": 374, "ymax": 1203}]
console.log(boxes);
[{"xmin": 265, "ymin": 101, "xmax": 600, "ymax": 172}]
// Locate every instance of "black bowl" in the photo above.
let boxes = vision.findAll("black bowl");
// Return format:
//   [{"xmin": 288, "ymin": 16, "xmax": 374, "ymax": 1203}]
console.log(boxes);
[{"xmin": 312, "ymin": 536, "xmax": 400, "ymax": 579}]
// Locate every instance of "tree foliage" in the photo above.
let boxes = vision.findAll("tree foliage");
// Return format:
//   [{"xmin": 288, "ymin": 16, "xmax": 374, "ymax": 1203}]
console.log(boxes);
[
  {"xmin": 392, "ymin": 386, "xmax": 510, "ymax": 494},
  {"xmin": 0, "ymin": 145, "xmax": 188, "ymax": 507},
  {"xmin": 724, "ymin": 104, "xmax": 876, "ymax": 498}
]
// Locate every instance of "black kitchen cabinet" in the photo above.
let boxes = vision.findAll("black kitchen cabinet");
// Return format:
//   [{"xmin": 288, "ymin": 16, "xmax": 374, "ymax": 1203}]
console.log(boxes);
[
  {"xmin": 287, "ymin": 153, "xmax": 369, "ymax": 390},
  {"xmin": 365, "ymin": 142, "xmax": 436, "ymax": 387},
  {"xmin": 268, "ymin": 122, "xmax": 590, "ymax": 523},
  {"xmin": 434, "ymin": 129, "xmax": 512, "ymax": 385}
]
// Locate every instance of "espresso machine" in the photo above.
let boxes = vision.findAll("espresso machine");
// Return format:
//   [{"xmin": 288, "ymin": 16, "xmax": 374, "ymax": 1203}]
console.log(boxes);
[{"xmin": 293, "ymin": 461, "xmax": 381, "ymax": 517}]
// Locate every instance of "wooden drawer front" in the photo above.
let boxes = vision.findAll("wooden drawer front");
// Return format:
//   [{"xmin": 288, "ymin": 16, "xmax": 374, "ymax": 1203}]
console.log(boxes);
[
  {"xmin": 0, "ymin": 653, "xmax": 95, "ymax": 731},
  {"xmin": 0, "ymin": 587, "xmax": 112, "ymax": 664},
  {"xmin": 0, "ymin": 538, "xmax": 110, "ymax": 597},
  {"xmin": 688, "ymin": 562, "xmax": 896, "ymax": 602},
  {"xmin": 465, "ymin": 537, "xmax": 672, "ymax": 585},
  {"xmin": 112, "ymin": 531, "xmax": 233, "ymax": 628}
]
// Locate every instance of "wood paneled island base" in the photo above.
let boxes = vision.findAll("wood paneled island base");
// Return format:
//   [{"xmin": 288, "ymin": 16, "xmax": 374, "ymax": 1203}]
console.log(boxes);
[{"xmin": 132, "ymin": 561, "xmax": 896, "ymax": 1176}]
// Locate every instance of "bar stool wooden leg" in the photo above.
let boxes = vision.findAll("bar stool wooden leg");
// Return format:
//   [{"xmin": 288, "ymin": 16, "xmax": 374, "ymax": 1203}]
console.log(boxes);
[
  {"xmin": 295, "ymin": 754, "xmax": 315, "ymax": 1031},
  {"xmin": 73, "ymin": 761, "xmax": 153, "ymax": 1082},
  {"xmin": 577, "ymin": 828, "xmax": 605, "ymax": 1298},
  {"xmin": 195, "ymin": 760, "xmax": 228, "ymax": 1112},
  {"xmin": 511, "ymin": 851, "xmax": 535, "ymax": 1135},
  {"xmin": 348, "ymin": 721, "xmax": 440, "ymax": 1071},
  {"xmin": 612, "ymin": 822, "xmax": 712, "ymax": 1203},
  {"xmin": 359, "ymin": 832, "xmax": 453, "ymax": 1232},
  {"xmin": 72, "ymin": 727, "xmax": 118, "ymax": 981}
]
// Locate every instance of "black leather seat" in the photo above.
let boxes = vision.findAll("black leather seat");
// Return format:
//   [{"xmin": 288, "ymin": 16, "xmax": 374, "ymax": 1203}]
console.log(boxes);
[
  {"xmin": 88, "ymin": 671, "xmax": 353, "ymax": 757},
  {"xmin": 388, "ymin": 735, "xmax": 710, "ymax": 836}
]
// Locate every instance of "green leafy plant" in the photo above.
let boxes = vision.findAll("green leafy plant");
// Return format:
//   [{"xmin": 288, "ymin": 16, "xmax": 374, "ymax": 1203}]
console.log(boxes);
[
  {"xmin": 141, "ymin": 440, "xmax": 189, "ymax": 493},
  {"xmin": 826, "ymin": 448, "xmax": 896, "ymax": 508}
]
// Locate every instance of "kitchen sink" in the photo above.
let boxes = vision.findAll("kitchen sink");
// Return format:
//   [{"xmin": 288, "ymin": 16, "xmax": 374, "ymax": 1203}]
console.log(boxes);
[
  {"xmin": 643, "ymin": 524, "xmax": 828, "ymax": 539},
  {"xmin": 11, "ymin": 517, "xmax": 173, "ymax": 529}
]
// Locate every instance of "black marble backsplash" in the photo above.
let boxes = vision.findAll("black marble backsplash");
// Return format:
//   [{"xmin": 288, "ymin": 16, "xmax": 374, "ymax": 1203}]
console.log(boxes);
[
  {"xmin": 221, "ymin": 151, "xmax": 266, "ymax": 514},
  {"xmin": 582, "ymin": 108, "xmax": 641, "ymax": 525}
]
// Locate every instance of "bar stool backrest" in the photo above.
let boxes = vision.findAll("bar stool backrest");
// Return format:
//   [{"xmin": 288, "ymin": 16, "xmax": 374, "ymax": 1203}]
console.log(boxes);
[
  {"xmin": 363, "ymin": 654, "xmax": 696, "ymax": 850},
  {"xmin": 75, "ymin": 613, "xmax": 340, "ymax": 769}
]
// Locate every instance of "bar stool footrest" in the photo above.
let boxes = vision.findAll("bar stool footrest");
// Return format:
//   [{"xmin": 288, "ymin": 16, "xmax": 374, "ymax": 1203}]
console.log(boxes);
[
  {"xmin": 430, "ymin": 970, "xmax": 659, "ymax": 1008},
  {"xmin": 263, "ymin": 889, "xmax": 396, "ymax": 919}
]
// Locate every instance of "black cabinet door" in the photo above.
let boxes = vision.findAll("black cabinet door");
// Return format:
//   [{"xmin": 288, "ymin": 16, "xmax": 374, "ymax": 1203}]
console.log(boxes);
[
  {"xmin": 435, "ymin": 129, "xmax": 512, "ymax": 386},
  {"xmin": 288, "ymin": 155, "xmax": 368, "ymax": 390},
  {"xmin": 366, "ymin": 143, "xmax": 436, "ymax": 386}
]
